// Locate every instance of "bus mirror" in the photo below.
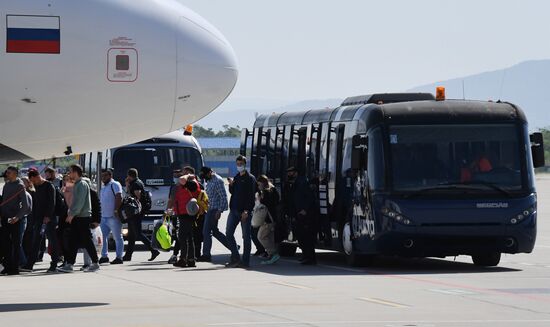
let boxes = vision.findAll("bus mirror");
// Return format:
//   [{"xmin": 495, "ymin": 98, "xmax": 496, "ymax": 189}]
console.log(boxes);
[
  {"xmin": 351, "ymin": 135, "xmax": 367, "ymax": 170},
  {"xmin": 530, "ymin": 132, "xmax": 545, "ymax": 168},
  {"xmin": 240, "ymin": 128, "xmax": 252, "ymax": 156}
]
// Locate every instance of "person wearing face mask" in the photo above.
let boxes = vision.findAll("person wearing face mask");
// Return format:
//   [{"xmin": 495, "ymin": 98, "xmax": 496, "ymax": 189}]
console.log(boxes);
[
  {"xmin": 198, "ymin": 167, "xmax": 231, "ymax": 262},
  {"xmin": 225, "ymin": 155, "xmax": 257, "ymax": 268},
  {"xmin": 255, "ymin": 175, "xmax": 281, "ymax": 265},
  {"xmin": 166, "ymin": 168, "xmax": 184, "ymax": 264},
  {"xmin": 284, "ymin": 166, "xmax": 317, "ymax": 265},
  {"xmin": 98, "ymin": 169, "xmax": 124, "ymax": 265}
]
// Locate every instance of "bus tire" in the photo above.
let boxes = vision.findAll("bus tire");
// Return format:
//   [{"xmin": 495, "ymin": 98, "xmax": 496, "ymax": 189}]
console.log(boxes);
[
  {"xmin": 342, "ymin": 222, "xmax": 374, "ymax": 267},
  {"xmin": 279, "ymin": 242, "xmax": 297, "ymax": 257},
  {"xmin": 472, "ymin": 252, "xmax": 501, "ymax": 267}
]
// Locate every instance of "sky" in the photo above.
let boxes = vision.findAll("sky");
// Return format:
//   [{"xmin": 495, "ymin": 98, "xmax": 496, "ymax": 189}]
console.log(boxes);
[{"xmin": 179, "ymin": 0, "xmax": 550, "ymax": 103}]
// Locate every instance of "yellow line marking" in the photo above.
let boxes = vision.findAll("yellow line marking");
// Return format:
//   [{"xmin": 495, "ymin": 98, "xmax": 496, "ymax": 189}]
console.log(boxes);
[
  {"xmin": 272, "ymin": 281, "xmax": 313, "ymax": 290},
  {"xmin": 357, "ymin": 297, "xmax": 410, "ymax": 308}
]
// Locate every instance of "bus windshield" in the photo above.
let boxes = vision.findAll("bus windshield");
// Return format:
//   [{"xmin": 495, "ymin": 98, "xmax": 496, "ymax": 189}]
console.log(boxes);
[
  {"xmin": 389, "ymin": 124, "xmax": 524, "ymax": 195},
  {"xmin": 112, "ymin": 146, "xmax": 202, "ymax": 186}
]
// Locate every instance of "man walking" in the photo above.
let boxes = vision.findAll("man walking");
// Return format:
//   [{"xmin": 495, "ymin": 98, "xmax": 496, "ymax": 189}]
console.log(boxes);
[
  {"xmin": 225, "ymin": 156, "xmax": 256, "ymax": 268},
  {"xmin": 198, "ymin": 167, "xmax": 231, "ymax": 262},
  {"xmin": 23, "ymin": 169, "xmax": 60, "ymax": 273},
  {"xmin": 123, "ymin": 168, "xmax": 159, "ymax": 262},
  {"xmin": 285, "ymin": 167, "xmax": 317, "ymax": 265},
  {"xmin": 57, "ymin": 164, "xmax": 100, "ymax": 273},
  {"xmin": 98, "ymin": 169, "xmax": 124, "ymax": 265},
  {"xmin": 0, "ymin": 167, "xmax": 30, "ymax": 275}
]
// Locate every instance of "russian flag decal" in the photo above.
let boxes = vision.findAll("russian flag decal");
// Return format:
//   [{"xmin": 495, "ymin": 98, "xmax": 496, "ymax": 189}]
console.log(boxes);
[{"xmin": 6, "ymin": 15, "xmax": 60, "ymax": 54}]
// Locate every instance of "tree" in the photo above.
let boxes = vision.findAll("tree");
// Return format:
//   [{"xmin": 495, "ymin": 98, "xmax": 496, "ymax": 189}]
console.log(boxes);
[{"xmin": 193, "ymin": 125, "xmax": 216, "ymax": 138}]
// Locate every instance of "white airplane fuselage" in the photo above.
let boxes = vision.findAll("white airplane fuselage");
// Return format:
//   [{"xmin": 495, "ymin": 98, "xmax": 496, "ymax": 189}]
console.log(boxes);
[{"xmin": 0, "ymin": 0, "xmax": 238, "ymax": 163}]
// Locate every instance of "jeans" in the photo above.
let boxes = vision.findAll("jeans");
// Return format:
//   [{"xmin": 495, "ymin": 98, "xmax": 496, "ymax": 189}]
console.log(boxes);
[
  {"xmin": 19, "ymin": 217, "xmax": 27, "ymax": 266},
  {"xmin": 67, "ymin": 217, "xmax": 98, "ymax": 265},
  {"xmin": 226, "ymin": 210, "xmax": 251, "ymax": 265},
  {"xmin": 177, "ymin": 215, "xmax": 196, "ymax": 262},
  {"xmin": 1, "ymin": 217, "xmax": 21, "ymax": 273},
  {"xmin": 125, "ymin": 214, "xmax": 154, "ymax": 256},
  {"xmin": 100, "ymin": 216, "xmax": 124, "ymax": 259},
  {"xmin": 27, "ymin": 216, "xmax": 60, "ymax": 268},
  {"xmin": 202, "ymin": 209, "xmax": 230, "ymax": 257}
]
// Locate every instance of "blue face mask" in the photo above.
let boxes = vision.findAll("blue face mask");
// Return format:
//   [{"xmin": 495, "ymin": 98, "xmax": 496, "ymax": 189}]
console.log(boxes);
[{"xmin": 237, "ymin": 166, "xmax": 245, "ymax": 173}]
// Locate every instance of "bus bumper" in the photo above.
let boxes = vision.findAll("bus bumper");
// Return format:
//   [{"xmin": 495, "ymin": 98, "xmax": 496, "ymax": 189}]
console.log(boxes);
[{"xmin": 355, "ymin": 215, "xmax": 536, "ymax": 257}]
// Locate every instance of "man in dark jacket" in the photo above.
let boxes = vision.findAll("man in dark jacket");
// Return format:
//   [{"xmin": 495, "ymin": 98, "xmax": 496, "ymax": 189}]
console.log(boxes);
[
  {"xmin": 226, "ymin": 155, "xmax": 256, "ymax": 268},
  {"xmin": 284, "ymin": 166, "xmax": 317, "ymax": 265},
  {"xmin": 22, "ymin": 169, "xmax": 60, "ymax": 272},
  {"xmin": 1, "ymin": 167, "xmax": 31, "ymax": 275},
  {"xmin": 123, "ymin": 168, "xmax": 159, "ymax": 262}
]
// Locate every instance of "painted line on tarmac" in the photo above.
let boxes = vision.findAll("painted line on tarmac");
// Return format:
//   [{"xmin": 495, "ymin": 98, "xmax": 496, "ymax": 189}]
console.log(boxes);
[
  {"xmin": 296, "ymin": 261, "xmax": 550, "ymax": 304},
  {"xmin": 357, "ymin": 297, "xmax": 410, "ymax": 308},
  {"xmin": 208, "ymin": 319, "xmax": 550, "ymax": 326},
  {"xmin": 272, "ymin": 281, "xmax": 313, "ymax": 290}
]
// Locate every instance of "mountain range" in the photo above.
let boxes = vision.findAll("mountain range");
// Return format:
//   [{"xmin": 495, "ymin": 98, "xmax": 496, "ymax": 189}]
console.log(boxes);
[{"xmin": 196, "ymin": 60, "xmax": 550, "ymax": 130}]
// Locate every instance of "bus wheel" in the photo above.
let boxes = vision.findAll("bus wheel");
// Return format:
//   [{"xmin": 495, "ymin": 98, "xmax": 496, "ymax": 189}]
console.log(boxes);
[
  {"xmin": 472, "ymin": 252, "xmax": 501, "ymax": 267},
  {"xmin": 279, "ymin": 242, "xmax": 297, "ymax": 257},
  {"xmin": 342, "ymin": 222, "xmax": 373, "ymax": 267}
]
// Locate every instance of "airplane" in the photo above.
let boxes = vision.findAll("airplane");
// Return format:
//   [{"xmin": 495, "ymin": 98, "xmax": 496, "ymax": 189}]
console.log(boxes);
[{"xmin": 0, "ymin": 0, "xmax": 238, "ymax": 163}]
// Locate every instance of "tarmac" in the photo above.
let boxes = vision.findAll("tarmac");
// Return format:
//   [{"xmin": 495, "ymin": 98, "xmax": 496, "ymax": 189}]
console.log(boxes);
[{"xmin": 1, "ymin": 177, "xmax": 549, "ymax": 327}]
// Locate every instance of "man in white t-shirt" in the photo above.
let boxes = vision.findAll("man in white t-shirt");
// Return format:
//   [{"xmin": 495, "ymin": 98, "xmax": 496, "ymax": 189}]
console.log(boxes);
[{"xmin": 98, "ymin": 169, "xmax": 124, "ymax": 264}]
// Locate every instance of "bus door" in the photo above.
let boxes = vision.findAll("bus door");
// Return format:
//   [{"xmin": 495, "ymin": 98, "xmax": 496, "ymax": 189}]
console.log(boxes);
[
  {"xmin": 273, "ymin": 126, "xmax": 286, "ymax": 190},
  {"xmin": 251, "ymin": 127, "xmax": 264, "ymax": 175},
  {"xmin": 295, "ymin": 127, "xmax": 308, "ymax": 175},
  {"xmin": 329, "ymin": 124, "xmax": 347, "ymax": 239},
  {"xmin": 318, "ymin": 122, "xmax": 336, "ymax": 243},
  {"xmin": 286, "ymin": 125, "xmax": 296, "ymax": 170},
  {"xmin": 261, "ymin": 128, "xmax": 272, "ymax": 176},
  {"xmin": 307, "ymin": 124, "xmax": 322, "ymax": 182}
]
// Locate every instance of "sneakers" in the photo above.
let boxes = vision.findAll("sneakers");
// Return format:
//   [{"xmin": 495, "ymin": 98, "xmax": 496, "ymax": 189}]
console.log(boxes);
[
  {"xmin": 122, "ymin": 254, "xmax": 132, "ymax": 262},
  {"xmin": 47, "ymin": 264, "xmax": 58, "ymax": 273},
  {"xmin": 187, "ymin": 260, "xmax": 196, "ymax": 268},
  {"xmin": 168, "ymin": 255, "xmax": 178, "ymax": 264},
  {"xmin": 225, "ymin": 260, "xmax": 240, "ymax": 268},
  {"xmin": 148, "ymin": 250, "xmax": 160, "ymax": 262},
  {"xmin": 259, "ymin": 252, "xmax": 270, "ymax": 259},
  {"xmin": 261, "ymin": 254, "xmax": 281, "ymax": 265},
  {"xmin": 57, "ymin": 263, "xmax": 74, "ymax": 273},
  {"xmin": 79, "ymin": 265, "xmax": 89, "ymax": 271},
  {"xmin": 98, "ymin": 257, "xmax": 110, "ymax": 265},
  {"xmin": 110, "ymin": 258, "xmax": 123, "ymax": 265},
  {"xmin": 83, "ymin": 263, "xmax": 100, "ymax": 272},
  {"xmin": 173, "ymin": 259, "xmax": 187, "ymax": 268},
  {"xmin": 197, "ymin": 255, "xmax": 212, "ymax": 262}
]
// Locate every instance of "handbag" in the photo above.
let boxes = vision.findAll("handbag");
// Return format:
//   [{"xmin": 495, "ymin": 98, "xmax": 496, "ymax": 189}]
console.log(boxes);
[
  {"xmin": 152, "ymin": 215, "xmax": 172, "ymax": 251},
  {"xmin": 252, "ymin": 203, "xmax": 270, "ymax": 228}
]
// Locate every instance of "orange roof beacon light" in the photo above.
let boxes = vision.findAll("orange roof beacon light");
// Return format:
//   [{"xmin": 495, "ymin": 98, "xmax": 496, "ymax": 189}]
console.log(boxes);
[
  {"xmin": 436, "ymin": 86, "xmax": 446, "ymax": 101},
  {"xmin": 184, "ymin": 124, "xmax": 193, "ymax": 136}
]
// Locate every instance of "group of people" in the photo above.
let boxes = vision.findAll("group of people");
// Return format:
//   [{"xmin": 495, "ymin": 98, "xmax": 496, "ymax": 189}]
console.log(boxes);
[
  {"xmin": 0, "ymin": 164, "xmax": 102, "ymax": 275},
  {"xmin": 0, "ymin": 154, "xmax": 319, "ymax": 275}
]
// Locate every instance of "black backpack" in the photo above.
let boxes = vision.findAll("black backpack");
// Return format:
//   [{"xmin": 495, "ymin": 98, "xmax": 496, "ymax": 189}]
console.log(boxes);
[
  {"xmin": 140, "ymin": 189, "xmax": 152, "ymax": 214},
  {"xmin": 121, "ymin": 196, "xmax": 141, "ymax": 222},
  {"xmin": 54, "ymin": 186, "xmax": 68, "ymax": 218},
  {"xmin": 90, "ymin": 188, "xmax": 102, "ymax": 224}
]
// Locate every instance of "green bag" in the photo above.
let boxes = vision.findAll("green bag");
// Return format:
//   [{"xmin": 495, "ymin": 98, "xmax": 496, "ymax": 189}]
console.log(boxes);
[{"xmin": 155, "ymin": 217, "xmax": 172, "ymax": 251}]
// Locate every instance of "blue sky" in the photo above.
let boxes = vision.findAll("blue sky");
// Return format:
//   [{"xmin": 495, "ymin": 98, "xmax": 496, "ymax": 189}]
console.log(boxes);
[{"xmin": 180, "ymin": 0, "xmax": 550, "ymax": 101}]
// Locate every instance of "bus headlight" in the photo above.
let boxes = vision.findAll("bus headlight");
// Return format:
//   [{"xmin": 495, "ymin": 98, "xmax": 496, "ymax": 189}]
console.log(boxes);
[
  {"xmin": 509, "ymin": 206, "xmax": 535, "ymax": 225},
  {"xmin": 382, "ymin": 208, "xmax": 414, "ymax": 226}
]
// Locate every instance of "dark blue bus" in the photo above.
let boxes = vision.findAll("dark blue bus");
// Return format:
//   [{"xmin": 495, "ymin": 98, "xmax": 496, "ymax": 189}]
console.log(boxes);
[{"xmin": 242, "ymin": 92, "xmax": 545, "ymax": 266}]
